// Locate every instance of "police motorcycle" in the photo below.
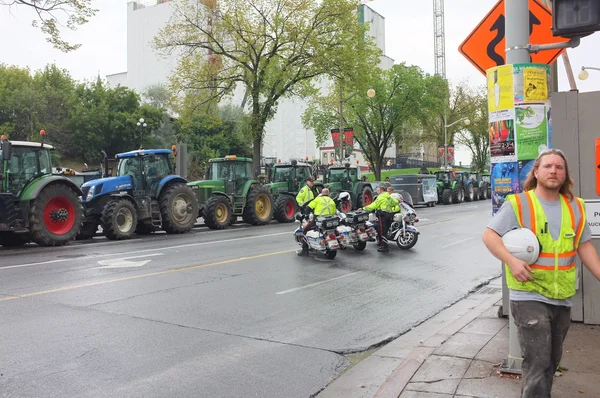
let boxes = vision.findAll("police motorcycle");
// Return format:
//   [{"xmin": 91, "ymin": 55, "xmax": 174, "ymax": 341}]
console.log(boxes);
[
  {"xmin": 366, "ymin": 192, "xmax": 420, "ymax": 250},
  {"xmin": 293, "ymin": 199, "xmax": 341, "ymax": 259},
  {"xmin": 333, "ymin": 192, "xmax": 378, "ymax": 251},
  {"xmin": 388, "ymin": 193, "xmax": 420, "ymax": 250}
]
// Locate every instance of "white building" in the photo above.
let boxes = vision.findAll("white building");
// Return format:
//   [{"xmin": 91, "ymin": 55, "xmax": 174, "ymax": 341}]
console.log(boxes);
[{"xmin": 108, "ymin": 0, "xmax": 394, "ymax": 161}]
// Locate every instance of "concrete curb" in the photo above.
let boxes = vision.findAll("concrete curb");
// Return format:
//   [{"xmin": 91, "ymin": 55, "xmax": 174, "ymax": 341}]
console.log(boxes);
[
  {"xmin": 317, "ymin": 278, "xmax": 503, "ymax": 398},
  {"xmin": 373, "ymin": 294, "xmax": 501, "ymax": 398}
]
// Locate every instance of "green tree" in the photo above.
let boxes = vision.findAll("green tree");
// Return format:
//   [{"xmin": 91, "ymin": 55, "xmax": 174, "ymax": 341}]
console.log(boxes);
[
  {"xmin": 173, "ymin": 104, "xmax": 252, "ymax": 179},
  {"xmin": 303, "ymin": 64, "xmax": 446, "ymax": 181},
  {"xmin": 32, "ymin": 64, "xmax": 77, "ymax": 138},
  {"xmin": 61, "ymin": 79, "xmax": 163, "ymax": 161},
  {"xmin": 419, "ymin": 81, "xmax": 477, "ymax": 149},
  {"xmin": 455, "ymin": 89, "xmax": 490, "ymax": 172},
  {"xmin": 0, "ymin": 64, "xmax": 41, "ymax": 140},
  {"xmin": 155, "ymin": 0, "xmax": 380, "ymax": 176},
  {"xmin": 2, "ymin": 0, "xmax": 98, "ymax": 52}
]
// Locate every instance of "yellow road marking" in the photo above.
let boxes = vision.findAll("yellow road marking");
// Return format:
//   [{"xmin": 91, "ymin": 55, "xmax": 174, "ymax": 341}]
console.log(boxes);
[{"xmin": 0, "ymin": 249, "xmax": 296, "ymax": 303}]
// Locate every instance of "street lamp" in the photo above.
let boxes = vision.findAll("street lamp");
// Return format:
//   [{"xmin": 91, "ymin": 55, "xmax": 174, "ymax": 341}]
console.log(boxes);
[
  {"xmin": 337, "ymin": 85, "xmax": 376, "ymax": 163},
  {"xmin": 136, "ymin": 117, "xmax": 147, "ymax": 149},
  {"xmin": 443, "ymin": 117, "xmax": 470, "ymax": 169},
  {"xmin": 578, "ymin": 66, "xmax": 600, "ymax": 81}
]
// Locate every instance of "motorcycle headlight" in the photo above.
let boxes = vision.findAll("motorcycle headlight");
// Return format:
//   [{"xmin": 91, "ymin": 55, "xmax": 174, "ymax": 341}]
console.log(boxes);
[{"xmin": 85, "ymin": 185, "xmax": 95, "ymax": 202}]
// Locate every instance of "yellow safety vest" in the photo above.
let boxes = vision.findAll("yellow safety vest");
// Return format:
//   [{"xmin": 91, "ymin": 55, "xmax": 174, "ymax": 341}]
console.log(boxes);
[
  {"xmin": 363, "ymin": 192, "xmax": 399, "ymax": 213},
  {"xmin": 505, "ymin": 190, "xmax": 586, "ymax": 299},
  {"xmin": 296, "ymin": 185, "xmax": 315, "ymax": 206},
  {"xmin": 308, "ymin": 196, "xmax": 337, "ymax": 216}
]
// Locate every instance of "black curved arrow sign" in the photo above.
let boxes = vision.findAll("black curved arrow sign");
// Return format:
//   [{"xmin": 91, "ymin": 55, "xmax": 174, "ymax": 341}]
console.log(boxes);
[{"xmin": 486, "ymin": 11, "xmax": 542, "ymax": 66}]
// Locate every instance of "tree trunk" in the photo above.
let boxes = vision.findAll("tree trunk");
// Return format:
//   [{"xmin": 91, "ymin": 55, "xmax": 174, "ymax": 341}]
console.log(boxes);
[{"xmin": 252, "ymin": 136, "xmax": 261, "ymax": 179}]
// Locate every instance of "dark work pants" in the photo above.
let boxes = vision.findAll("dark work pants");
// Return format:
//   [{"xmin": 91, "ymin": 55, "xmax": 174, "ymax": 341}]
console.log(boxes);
[
  {"xmin": 301, "ymin": 220, "xmax": 315, "ymax": 251},
  {"xmin": 510, "ymin": 300, "xmax": 571, "ymax": 398},
  {"xmin": 377, "ymin": 212, "xmax": 393, "ymax": 249}
]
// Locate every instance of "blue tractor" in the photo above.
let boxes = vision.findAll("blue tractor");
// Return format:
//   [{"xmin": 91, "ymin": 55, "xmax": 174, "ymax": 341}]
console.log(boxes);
[{"xmin": 77, "ymin": 149, "xmax": 198, "ymax": 240}]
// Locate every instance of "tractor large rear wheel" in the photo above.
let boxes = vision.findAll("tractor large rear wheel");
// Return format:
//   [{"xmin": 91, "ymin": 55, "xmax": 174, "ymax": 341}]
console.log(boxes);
[
  {"xmin": 101, "ymin": 199, "xmax": 137, "ymax": 240},
  {"xmin": 204, "ymin": 195, "xmax": 232, "ymax": 230},
  {"xmin": 357, "ymin": 186, "xmax": 373, "ymax": 209},
  {"xmin": 28, "ymin": 184, "xmax": 82, "ymax": 246},
  {"xmin": 242, "ymin": 186, "xmax": 273, "ymax": 225},
  {"xmin": 273, "ymin": 195, "xmax": 296, "ymax": 223},
  {"xmin": 159, "ymin": 183, "xmax": 198, "ymax": 234}
]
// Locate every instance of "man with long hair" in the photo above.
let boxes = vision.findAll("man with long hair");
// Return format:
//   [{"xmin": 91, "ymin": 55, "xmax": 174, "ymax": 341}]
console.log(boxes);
[{"xmin": 483, "ymin": 149, "xmax": 600, "ymax": 397}]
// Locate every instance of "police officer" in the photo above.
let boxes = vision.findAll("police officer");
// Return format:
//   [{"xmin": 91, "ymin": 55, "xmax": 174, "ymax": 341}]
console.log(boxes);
[
  {"xmin": 297, "ymin": 188, "xmax": 337, "ymax": 256},
  {"xmin": 363, "ymin": 183, "xmax": 399, "ymax": 252},
  {"xmin": 296, "ymin": 176, "xmax": 318, "ymax": 209}
]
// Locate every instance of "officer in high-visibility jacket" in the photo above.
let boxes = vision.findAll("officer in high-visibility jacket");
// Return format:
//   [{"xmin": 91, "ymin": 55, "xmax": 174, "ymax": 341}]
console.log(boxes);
[
  {"xmin": 297, "ymin": 188, "xmax": 337, "ymax": 256},
  {"xmin": 296, "ymin": 176, "xmax": 318, "ymax": 208},
  {"xmin": 363, "ymin": 183, "xmax": 400, "ymax": 252}
]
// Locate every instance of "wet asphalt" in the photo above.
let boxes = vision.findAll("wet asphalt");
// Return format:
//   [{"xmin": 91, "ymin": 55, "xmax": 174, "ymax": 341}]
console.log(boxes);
[{"xmin": 0, "ymin": 200, "xmax": 500, "ymax": 398}]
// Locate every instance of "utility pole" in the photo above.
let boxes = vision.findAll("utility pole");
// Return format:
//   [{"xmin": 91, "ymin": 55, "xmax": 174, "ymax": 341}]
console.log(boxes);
[{"xmin": 500, "ymin": 0, "xmax": 530, "ymax": 374}]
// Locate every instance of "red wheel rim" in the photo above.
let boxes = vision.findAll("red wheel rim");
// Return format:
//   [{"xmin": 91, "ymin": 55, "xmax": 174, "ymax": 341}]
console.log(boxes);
[
  {"xmin": 342, "ymin": 201, "xmax": 352, "ymax": 213},
  {"xmin": 43, "ymin": 196, "xmax": 75, "ymax": 235},
  {"xmin": 364, "ymin": 191, "xmax": 373, "ymax": 206},
  {"xmin": 285, "ymin": 200, "xmax": 295, "ymax": 218}
]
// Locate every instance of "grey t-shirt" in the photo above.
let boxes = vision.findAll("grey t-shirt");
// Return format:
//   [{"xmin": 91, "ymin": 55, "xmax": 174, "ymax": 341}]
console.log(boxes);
[{"xmin": 487, "ymin": 196, "xmax": 591, "ymax": 307}]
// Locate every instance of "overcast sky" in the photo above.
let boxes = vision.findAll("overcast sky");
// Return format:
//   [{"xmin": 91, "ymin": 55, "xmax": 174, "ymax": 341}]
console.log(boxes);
[{"xmin": 1, "ymin": 0, "xmax": 599, "ymax": 163}]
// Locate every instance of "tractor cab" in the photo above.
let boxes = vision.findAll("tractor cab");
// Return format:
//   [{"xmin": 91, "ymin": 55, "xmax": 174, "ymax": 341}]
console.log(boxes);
[
  {"xmin": 206, "ymin": 155, "xmax": 254, "ymax": 196},
  {"xmin": 325, "ymin": 164, "xmax": 360, "ymax": 191},
  {"xmin": 115, "ymin": 149, "xmax": 173, "ymax": 197},
  {"xmin": 323, "ymin": 163, "xmax": 372, "ymax": 210},
  {"xmin": 1, "ymin": 139, "xmax": 54, "ymax": 195},
  {"xmin": 270, "ymin": 160, "xmax": 312, "ymax": 191}
]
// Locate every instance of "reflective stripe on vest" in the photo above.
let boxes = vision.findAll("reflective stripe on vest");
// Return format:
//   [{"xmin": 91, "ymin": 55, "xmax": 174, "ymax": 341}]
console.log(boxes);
[{"xmin": 505, "ymin": 191, "xmax": 586, "ymax": 299}]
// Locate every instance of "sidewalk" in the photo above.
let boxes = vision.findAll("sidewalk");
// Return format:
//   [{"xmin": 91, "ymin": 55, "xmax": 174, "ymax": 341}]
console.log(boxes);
[{"xmin": 318, "ymin": 277, "xmax": 600, "ymax": 398}]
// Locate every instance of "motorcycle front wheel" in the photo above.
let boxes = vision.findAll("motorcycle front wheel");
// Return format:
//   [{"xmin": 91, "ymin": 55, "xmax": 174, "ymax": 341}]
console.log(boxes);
[{"xmin": 396, "ymin": 230, "xmax": 418, "ymax": 250}]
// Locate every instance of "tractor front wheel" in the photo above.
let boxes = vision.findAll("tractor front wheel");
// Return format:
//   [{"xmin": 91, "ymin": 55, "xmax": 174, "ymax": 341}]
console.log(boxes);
[
  {"xmin": 242, "ymin": 186, "xmax": 273, "ymax": 225},
  {"xmin": 274, "ymin": 195, "xmax": 296, "ymax": 223},
  {"xmin": 29, "ymin": 184, "xmax": 82, "ymax": 246},
  {"xmin": 101, "ymin": 199, "xmax": 137, "ymax": 240},
  {"xmin": 159, "ymin": 183, "xmax": 198, "ymax": 234},
  {"xmin": 204, "ymin": 195, "xmax": 232, "ymax": 230}
]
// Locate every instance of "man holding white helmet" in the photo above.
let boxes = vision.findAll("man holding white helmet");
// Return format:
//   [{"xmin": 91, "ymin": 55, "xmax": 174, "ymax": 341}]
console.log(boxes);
[{"xmin": 483, "ymin": 149, "xmax": 600, "ymax": 397}]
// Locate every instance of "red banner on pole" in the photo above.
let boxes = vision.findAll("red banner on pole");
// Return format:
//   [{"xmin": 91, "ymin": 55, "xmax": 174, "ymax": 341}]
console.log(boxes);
[{"xmin": 343, "ymin": 128, "xmax": 354, "ymax": 157}]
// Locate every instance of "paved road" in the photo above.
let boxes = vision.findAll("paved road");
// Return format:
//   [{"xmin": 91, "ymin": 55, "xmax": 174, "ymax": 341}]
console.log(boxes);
[{"xmin": 0, "ymin": 201, "xmax": 500, "ymax": 398}]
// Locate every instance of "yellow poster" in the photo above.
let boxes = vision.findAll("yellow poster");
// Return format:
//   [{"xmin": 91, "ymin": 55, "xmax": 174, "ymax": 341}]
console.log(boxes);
[
  {"xmin": 523, "ymin": 67, "xmax": 548, "ymax": 102},
  {"xmin": 487, "ymin": 65, "xmax": 514, "ymax": 113}
]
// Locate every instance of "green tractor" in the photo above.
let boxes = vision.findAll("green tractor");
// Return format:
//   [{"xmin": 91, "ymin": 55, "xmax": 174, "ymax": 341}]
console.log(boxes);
[
  {"xmin": 0, "ymin": 135, "xmax": 83, "ymax": 247},
  {"xmin": 264, "ymin": 160, "xmax": 314, "ymax": 223},
  {"xmin": 323, "ymin": 163, "xmax": 373, "ymax": 211},
  {"xmin": 434, "ymin": 170, "xmax": 466, "ymax": 205},
  {"xmin": 188, "ymin": 155, "xmax": 274, "ymax": 230}
]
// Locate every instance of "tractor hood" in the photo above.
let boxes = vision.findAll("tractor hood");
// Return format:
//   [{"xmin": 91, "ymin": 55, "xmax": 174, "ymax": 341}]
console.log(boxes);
[
  {"xmin": 187, "ymin": 180, "xmax": 225, "ymax": 189},
  {"xmin": 81, "ymin": 175, "xmax": 133, "ymax": 203}
]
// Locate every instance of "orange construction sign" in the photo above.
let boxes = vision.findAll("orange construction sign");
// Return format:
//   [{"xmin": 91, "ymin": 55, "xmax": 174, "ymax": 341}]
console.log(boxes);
[{"xmin": 459, "ymin": 0, "xmax": 569, "ymax": 76}]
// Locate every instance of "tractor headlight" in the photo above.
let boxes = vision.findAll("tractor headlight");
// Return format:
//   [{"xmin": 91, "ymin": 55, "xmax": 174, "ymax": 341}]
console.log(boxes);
[{"xmin": 86, "ymin": 185, "xmax": 95, "ymax": 202}]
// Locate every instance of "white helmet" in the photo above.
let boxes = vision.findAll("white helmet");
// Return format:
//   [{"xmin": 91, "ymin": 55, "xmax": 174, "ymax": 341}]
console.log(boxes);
[
  {"xmin": 339, "ymin": 192, "xmax": 351, "ymax": 201},
  {"xmin": 391, "ymin": 193, "xmax": 403, "ymax": 202},
  {"xmin": 502, "ymin": 228, "xmax": 540, "ymax": 265}
]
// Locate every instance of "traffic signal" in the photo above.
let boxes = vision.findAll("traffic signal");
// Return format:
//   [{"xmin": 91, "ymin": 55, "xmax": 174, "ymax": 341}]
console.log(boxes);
[{"xmin": 553, "ymin": 0, "xmax": 600, "ymax": 37}]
